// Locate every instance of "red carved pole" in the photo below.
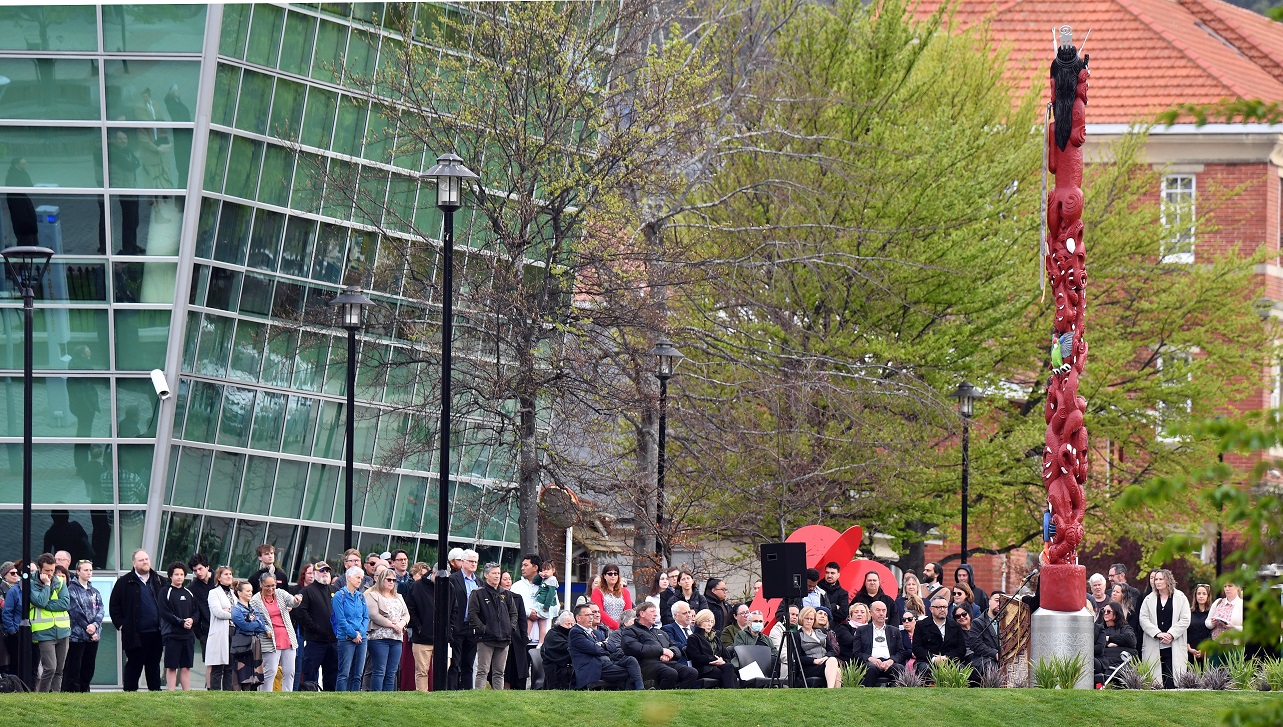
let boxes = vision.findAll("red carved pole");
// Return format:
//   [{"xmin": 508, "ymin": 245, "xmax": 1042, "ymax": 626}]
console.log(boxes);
[{"xmin": 1040, "ymin": 26, "xmax": 1090, "ymax": 612}]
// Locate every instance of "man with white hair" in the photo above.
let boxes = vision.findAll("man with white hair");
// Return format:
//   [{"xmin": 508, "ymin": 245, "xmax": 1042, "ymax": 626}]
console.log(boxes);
[
  {"xmin": 540, "ymin": 609, "xmax": 576, "ymax": 689},
  {"xmin": 447, "ymin": 548, "xmax": 480, "ymax": 689}
]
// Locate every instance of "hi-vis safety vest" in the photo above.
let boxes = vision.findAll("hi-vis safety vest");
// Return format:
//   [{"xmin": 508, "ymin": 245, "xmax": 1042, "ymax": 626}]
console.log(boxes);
[{"xmin": 30, "ymin": 582, "xmax": 71, "ymax": 636}]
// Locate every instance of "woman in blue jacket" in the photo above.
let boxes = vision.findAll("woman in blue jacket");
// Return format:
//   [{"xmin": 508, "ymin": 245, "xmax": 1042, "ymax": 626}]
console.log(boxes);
[
  {"xmin": 331, "ymin": 566, "xmax": 369, "ymax": 692},
  {"xmin": 230, "ymin": 581, "xmax": 266, "ymax": 689}
]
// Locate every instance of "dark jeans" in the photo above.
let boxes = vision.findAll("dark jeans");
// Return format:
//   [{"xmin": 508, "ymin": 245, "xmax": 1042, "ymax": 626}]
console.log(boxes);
[
  {"xmin": 698, "ymin": 661, "xmax": 738, "ymax": 689},
  {"xmin": 1159, "ymin": 647, "xmax": 1175, "ymax": 689},
  {"xmin": 447, "ymin": 636, "xmax": 476, "ymax": 690},
  {"xmin": 601, "ymin": 655, "xmax": 643, "ymax": 690},
  {"xmin": 122, "ymin": 631, "xmax": 162, "ymax": 691},
  {"xmin": 63, "ymin": 640, "xmax": 99, "ymax": 692},
  {"xmin": 207, "ymin": 664, "xmax": 238, "ymax": 691},
  {"xmin": 640, "ymin": 659, "xmax": 699, "ymax": 689},
  {"xmin": 301, "ymin": 640, "xmax": 337, "ymax": 692}
]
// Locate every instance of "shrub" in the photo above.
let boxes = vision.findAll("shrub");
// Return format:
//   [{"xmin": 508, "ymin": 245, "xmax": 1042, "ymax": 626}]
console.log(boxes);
[
  {"xmin": 1221, "ymin": 651, "xmax": 1261, "ymax": 691},
  {"xmin": 931, "ymin": 659, "xmax": 973, "ymax": 689},
  {"xmin": 1199, "ymin": 667, "xmax": 1232, "ymax": 691},
  {"xmin": 1032, "ymin": 654, "xmax": 1087, "ymax": 689},
  {"xmin": 893, "ymin": 666, "xmax": 925, "ymax": 688},
  {"xmin": 1258, "ymin": 657, "xmax": 1283, "ymax": 691},
  {"xmin": 975, "ymin": 663, "xmax": 1006, "ymax": 688},
  {"xmin": 839, "ymin": 661, "xmax": 868, "ymax": 688}
]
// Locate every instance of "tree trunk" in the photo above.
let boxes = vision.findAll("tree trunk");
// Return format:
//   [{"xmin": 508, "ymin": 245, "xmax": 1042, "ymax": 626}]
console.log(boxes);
[
  {"xmin": 518, "ymin": 395, "xmax": 540, "ymax": 553},
  {"xmin": 632, "ymin": 401, "xmax": 658, "ymax": 575}
]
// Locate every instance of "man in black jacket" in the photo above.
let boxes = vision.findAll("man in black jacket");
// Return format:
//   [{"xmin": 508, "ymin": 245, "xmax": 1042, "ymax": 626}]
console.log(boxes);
[
  {"xmin": 292, "ymin": 561, "xmax": 338, "ymax": 691},
  {"xmin": 109, "ymin": 549, "xmax": 165, "ymax": 691},
  {"xmin": 621, "ymin": 602, "xmax": 698, "ymax": 689},
  {"xmin": 467, "ymin": 563, "xmax": 518, "ymax": 690},
  {"xmin": 406, "ymin": 565, "xmax": 436, "ymax": 691},
  {"xmin": 914, "ymin": 595, "xmax": 967, "ymax": 679},
  {"xmin": 852, "ymin": 571, "xmax": 900, "ymax": 625},
  {"xmin": 247, "ymin": 543, "xmax": 289, "ymax": 594},
  {"xmin": 447, "ymin": 548, "xmax": 480, "ymax": 690},
  {"xmin": 856, "ymin": 601, "xmax": 908, "ymax": 686},
  {"xmin": 817, "ymin": 562, "xmax": 850, "ymax": 617},
  {"xmin": 186, "ymin": 554, "xmax": 213, "ymax": 660},
  {"xmin": 569, "ymin": 603, "xmax": 642, "ymax": 689}
]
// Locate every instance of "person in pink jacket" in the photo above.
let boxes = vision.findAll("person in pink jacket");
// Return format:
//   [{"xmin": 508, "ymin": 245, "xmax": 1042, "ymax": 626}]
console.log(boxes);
[{"xmin": 590, "ymin": 564, "xmax": 633, "ymax": 630}]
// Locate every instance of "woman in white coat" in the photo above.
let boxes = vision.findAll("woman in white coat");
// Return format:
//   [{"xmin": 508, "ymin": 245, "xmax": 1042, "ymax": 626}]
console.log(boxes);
[
  {"xmin": 204, "ymin": 566, "xmax": 237, "ymax": 690},
  {"xmin": 1138, "ymin": 569, "xmax": 1190, "ymax": 689}
]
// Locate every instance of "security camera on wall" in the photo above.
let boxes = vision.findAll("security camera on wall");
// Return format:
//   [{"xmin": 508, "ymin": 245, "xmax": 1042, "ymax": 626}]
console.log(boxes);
[{"xmin": 150, "ymin": 369, "xmax": 171, "ymax": 400}]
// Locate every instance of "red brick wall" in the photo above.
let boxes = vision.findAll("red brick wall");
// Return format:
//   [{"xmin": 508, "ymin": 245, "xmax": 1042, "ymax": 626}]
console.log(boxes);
[{"xmin": 919, "ymin": 542, "xmax": 1031, "ymax": 599}]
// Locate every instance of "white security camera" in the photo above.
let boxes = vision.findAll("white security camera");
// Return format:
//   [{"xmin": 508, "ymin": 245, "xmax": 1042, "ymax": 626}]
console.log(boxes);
[{"xmin": 150, "ymin": 369, "xmax": 171, "ymax": 400}]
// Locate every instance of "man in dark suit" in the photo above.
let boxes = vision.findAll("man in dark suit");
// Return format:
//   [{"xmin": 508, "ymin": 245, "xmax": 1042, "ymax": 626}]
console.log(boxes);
[
  {"xmin": 568, "ymin": 603, "xmax": 642, "ymax": 689},
  {"xmin": 447, "ymin": 548, "xmax": 480, "ymax": 689},
  {"xmin": 914, "ymin": 595, "xmax": 967, "ymax": 680},
  {"xmin": 621, "ymin": 602, "xmax": 698, "ymax": 689},
  {"xmin": 660, "ymin": 601, "xmax": 693, "ymax": 666},
  {"xmin": 856, "ymin": 601, "xmax": 909, "ymax": 686}
]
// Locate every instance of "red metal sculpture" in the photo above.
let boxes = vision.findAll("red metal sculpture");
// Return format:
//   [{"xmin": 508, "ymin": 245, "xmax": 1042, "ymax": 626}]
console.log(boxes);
[{"xmin": 1040, "ymin": 27, "xmax": 1089, "ymax": 612}]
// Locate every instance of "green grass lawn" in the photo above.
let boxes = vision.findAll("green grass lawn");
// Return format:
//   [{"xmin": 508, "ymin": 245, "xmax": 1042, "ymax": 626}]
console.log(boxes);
[{"xmin": 2, "ymin": 689, "xmax": 1278, "ymax": 727}]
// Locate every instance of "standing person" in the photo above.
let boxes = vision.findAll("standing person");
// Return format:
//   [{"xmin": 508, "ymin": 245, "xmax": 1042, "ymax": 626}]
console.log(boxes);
[
  {"xmin": 447, "ymin": 548, "xmax": 480, "ymax": 689},
  {"xmin": 292, "ymin": 562, "xmax": 337, "ymax": 691},
  {"xmin": 1110, "ymin": 581, "xmax": 1141, "ymax": 643},
  {"xmin": 1187, "ymin": 583, "xmax": 1213, "ymax": 670},
  {"xmin": 204, "ymin": 566, "xmax": 236, "ymax": 690},
  {"xmin": 468, "ymin": 562, "xmax": 517, "ymax": 690},
  {"xmin": 1108, "ymin": 563, "xmax": 1142, "ymax": 608},
  {"xmin": 954, "ymin": 564, "xmax": 988, "ymax": 611},
  {"xmin": 250, "ymin": 574, "xmax": 298, "ymax": 691},
  {"xmin": 331, "ymin": 566, "xmax": 369, "ymax": 692},
  {"xmin": 247, "ymin": 544, "xmax": 289, "ymax": 594},
  {"xmin": 1206, "ymin": 581, "xmax": 1244, "ymax": 665},
  {"xmin": 109, "ymin": 549, "xmax": 164, "ymax": 691},
  {"xmin": 511, "ymin": 554, "xmax": 546, "ymax": 644},
  {"xmin": 406, "ymin": 562, "xmax": 436, "ymax": 691},
  {"xmin": 289, "ymin": 562, "xmax": 313, "ymax": 690},
  {"xmin": 158, "ymin": 562, "xmax": 197, "ymax": 691},
  {"xmin": 591, "ymin": 564, "xmax": 633, "ymax": 631},
  {"xmin": 1139, "ymin": 569, "xmax": 1190, "ymax": 689},
  {"xmin": 646, "ymin": 570, "xmax": 672, "ymax": 612},
  {"xmin": 1088, "ymin": 573, "xmax": 1110, "ymax": 616},
  {"xmin": 186, "ymin": 554, "xmax": 214, "ymax": 661},
  {"xmin": 64, "ymin": 560, "xmax": 103, "ymax": 692},
  {"xmin": 230, "ymin": 581, "xmax": 266, "ymax": 689},
  {"xmin": 389, "ymin": 551, "xmax": 412, "ymax": 594},
  {"xmin": 30, "ymin": 554, "xmax": 71, "ymax": 692},
  {"xmin": 703, "ymin": 579, "xmax": 733, "ymax": 636},
  {"xmin": 499, "ymin": 571, "xmax": 530, "ymax": 689},
  {"xmin": 365, "ymin": 566, "xmax": 409, "ymax": 691},
  {"xmin": 818, "ymin": 562, "xmax": 850, "ymax": 617},
  {"xmin": 662, "ymin": 571, "xmax": 706, "ymax": 625},
  {"xmin": 852, "ymin": 570, "xmax": 900, "ymax": 624}
]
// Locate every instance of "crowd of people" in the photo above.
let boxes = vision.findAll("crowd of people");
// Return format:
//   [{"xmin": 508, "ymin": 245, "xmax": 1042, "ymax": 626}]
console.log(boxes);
[{"xmin": 0, "ymin": 546, "xmax": 1258, "ymax": 692}]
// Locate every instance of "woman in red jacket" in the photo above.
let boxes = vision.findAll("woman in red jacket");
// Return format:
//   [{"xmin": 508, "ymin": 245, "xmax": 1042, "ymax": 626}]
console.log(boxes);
[{"xmin": 590, "ymin": 564, "xmax": 632, "ymax": 630}]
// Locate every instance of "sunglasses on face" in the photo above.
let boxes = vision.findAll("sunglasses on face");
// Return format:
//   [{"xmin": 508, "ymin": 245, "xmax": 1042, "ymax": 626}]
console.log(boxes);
[
  {"xmin": 604, "ymin": 572, "xmax": 618, "ymax": 576},
  {"xmin": 955, "ymin": 613, "xmax": 969, "ymax": 619}
]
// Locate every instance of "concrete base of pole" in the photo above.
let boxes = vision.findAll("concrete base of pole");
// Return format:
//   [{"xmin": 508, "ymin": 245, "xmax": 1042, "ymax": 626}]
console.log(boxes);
[{"xmin": 1029, "ymin": 606, "xmax": 1095, "ymax": 689}]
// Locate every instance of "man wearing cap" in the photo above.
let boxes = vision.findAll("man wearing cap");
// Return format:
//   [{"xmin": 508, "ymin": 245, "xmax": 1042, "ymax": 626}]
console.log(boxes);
[
  {"xmin": 448, "ymin": 548, "xmax": 480, "ymax": 689},
  {"xmin": 293, "ymin": 561, "xmax": 338, "ymax": 691},
  {"xmin": 447, "ymin": 548, "xmax": 463, "ymax": 574}
]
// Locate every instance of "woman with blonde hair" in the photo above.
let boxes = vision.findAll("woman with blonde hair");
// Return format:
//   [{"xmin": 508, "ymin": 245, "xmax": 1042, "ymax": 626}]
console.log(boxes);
[
  {"xmin": 797, "ymin": 607, "xmax": 841, "ymax": 687},
  {"xmin": 1206, "ymin": 581, "xmax": 1244, "ymax": 666},
  {"xmin": 896, "ymin": 572, "xmax": 926, "ymax": 620},
  {"xmin": 205, "ymin": 566, "xmax": 236, "ymax": 690},
  {"xmin": 365, "ymin": 566, "xmax": 409, "ymax": 691},
  {"xmin": 687, "ymin": 609, "xmax": 736, "ymax": 688},
  {"xmin": 1139, "ymin": 569, "xmax": 1190, "ymax": 689}
]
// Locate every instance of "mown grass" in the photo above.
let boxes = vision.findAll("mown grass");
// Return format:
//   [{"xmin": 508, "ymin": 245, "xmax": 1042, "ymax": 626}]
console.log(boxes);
[{"xmin": 2, "ymin": 689, "xmax": 1277, "ymax": 727}]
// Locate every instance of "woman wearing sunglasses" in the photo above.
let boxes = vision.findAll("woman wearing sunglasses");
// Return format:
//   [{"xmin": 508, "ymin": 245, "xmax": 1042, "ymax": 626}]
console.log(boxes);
[{"xmin": 365, "ymin": 566, "xmax": 409, "ymax": 691}]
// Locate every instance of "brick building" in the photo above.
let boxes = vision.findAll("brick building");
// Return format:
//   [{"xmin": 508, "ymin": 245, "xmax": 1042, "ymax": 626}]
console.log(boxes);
[{"xmin": 915, "ymin": 0, "xmax": 1283, "ymax": 598}]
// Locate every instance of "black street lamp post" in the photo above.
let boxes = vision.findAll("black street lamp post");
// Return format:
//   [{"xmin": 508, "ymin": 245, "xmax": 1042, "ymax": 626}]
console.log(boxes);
[
  {"xmin": 2, "ymin": 245, "xmax": 55, "ymax": 690},
  {"xmin": 950, "ymin": 381, "xmax": 980, "ymax": 565},
  {"xmin": 330, "ymin": 286, "xmax": 372, "ymax": 551},
  {"xmin": 648, "ymin": 339, "xmax": 683, "ymax": 564},
  {"xmin": 425, "ymin": 153, "xmax": 478, "ymax": 691}
]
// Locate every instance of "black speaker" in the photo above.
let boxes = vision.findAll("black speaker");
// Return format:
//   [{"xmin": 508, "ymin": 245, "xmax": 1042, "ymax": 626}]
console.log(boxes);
[{"xmin": 760, "ymin": 542, "xmax": 807, "ymax": 599}]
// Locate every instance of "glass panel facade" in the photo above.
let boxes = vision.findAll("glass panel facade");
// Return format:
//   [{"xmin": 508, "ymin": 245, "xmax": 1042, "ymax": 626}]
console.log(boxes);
[{"xmin": 1, "ymin": 3, "xmax": 531, "ymax": 686}]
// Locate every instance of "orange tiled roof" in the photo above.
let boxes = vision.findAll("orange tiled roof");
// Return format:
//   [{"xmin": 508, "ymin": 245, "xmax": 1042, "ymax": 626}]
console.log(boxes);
[{"xmin": 913, "ymin": 0, "xmax": 1283, "ymax": 123}]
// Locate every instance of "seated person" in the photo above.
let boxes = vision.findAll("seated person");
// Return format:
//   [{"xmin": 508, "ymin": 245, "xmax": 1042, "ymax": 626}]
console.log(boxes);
[
  {"xmin": 796, "ymin": 607, "xmax": 841, "ymax": 687},
  {"xmin": 913, "ymin": 596, "xmax": 966, "ymax": 680},
  {"xmin": 957, "ymin": 605, "xmax": 998, "ymax": 678},
  {"xmin": 856, "ymin": 601, "xmax": 908, "ymax": 686},
  {"xmin": 731, "ymin": 609, "xmax": 776, "ymax": 669},
  {"xmin": 661, "ymin": 601, "xmax": 695, "ymax": 666},
  {"xmin": 1094, "ymin": 601, "xmax": 1137, "ymax": 676},
  {"xmin": 835, "ymin": 602, "xmax": 869, "ymax": 663},
  {"xmin": 687, "ymin": 609, "xmax": 737, "ymax": 688},
  {"xmin": 620, "ymin": 602, "xmax": 698, "ymax": 689},
  {"xmin": 568, "ymin": 603, "xmax": 642, "ymax": 690},
  {"xmin": 540, "ymin": 610, "xmax": 576, "ymax": 689},
  {"xmin": 605, "ymin": 609, "xmax": 635, "ymax": 655}
]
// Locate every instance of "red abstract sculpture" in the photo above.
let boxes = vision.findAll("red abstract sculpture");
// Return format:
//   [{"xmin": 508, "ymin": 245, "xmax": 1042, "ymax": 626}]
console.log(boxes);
[{"xmin": 1040, "ymin": 28, "xmax": 1089, "ymax": 612}]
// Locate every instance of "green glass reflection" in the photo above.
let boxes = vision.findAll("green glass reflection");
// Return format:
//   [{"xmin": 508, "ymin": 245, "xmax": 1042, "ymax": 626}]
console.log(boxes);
[
  {"xmin": 107, "ymin": 127, "xmax": 190, "ymax": 190},
  {"xmin": 292, "ymin": 332, "xmax": 327, "ymax": 392},
  {"xmin": 104, "ymin": 61, "xmax": 201, "ymax": 123},
  {"xmin": 280, "ymin": 395, "xmax": 317, "ymax": 455},
  {"xmin": 0, "ymin": 376, "xmax": 108, "ymax": 438},
  {"xmin": 302, "ymin": 87, "xmax": 337, "ymax": 149},
  {"xmin": 205, "ymin": 267, "xmax": 241, "ymax": 312},
  {"xmin": 245, "ymin": 4, "xmax": 284, "ymax": 67},
  {"xmin": 194, "ymin": 314, "xmax": 233, "ymax": 377},
  {"xmin": 270, "ymin": 459, "xmax": 307, "ymax": 519},
  {"xmin": 354, "ymin": 406, "xmax": 378, "ymax": 464},
  {"xmin": 312, "ymin": 20, "xmax": 347, "ymax": 84},
  {"xmin": 312, "ymin": 401, "xmax": 345, "ymax": 459},
  {"xmin": 223, "ymin": 135, "xmax": 263, "ymax": 201},
  {"xmin": 115, "ymin": 378, "xmax": 160, "ymax": 437},
  {"xmin": 393, "ymin": 475, "xmax": 427, "ymax": 532},
  {"xmin": 0, "ymin": 58, "xmax": 99, "ymax": 120},
  {"xmin": 0, "ymin": 309, "xmax": 110, "ymax": 372},
  {"xmin": 198, "ymin": 515, "xmax": 233, "ymax": 570},
  {"xmin": 217, "ymin": 387, "xmax": 255, "ymax": 448},
  {"xmin": 249, "ymin": 391, "xmax": 285, "ymax": 451},
  {"xmin": 102, "ymin": 5, "xmax": 207, "ymax": 53},
  {"xmin": 0, "ymin": 128, "xmax": 102, "ymax": 188},
  {"xmin": 361, "ymin": 471, "xmax": 395, "ymax": 528},
  {"xmin": 0, "ymin": 443, "xmax": 111, "ymax": 504},
  {"xmin": 239, "ymin": 274, "xmax": 273, "ymax": 318},
  {"xmin": 302, "ymin": 462, "xmax": 338, "ymax": 522},
  {"xmin": 0, "ymin": 510, "xmax": 110, "ymax": 580},
  {"xmin": 1, "ymin": 194, "xmax": 104, "ymax": 257},
  {"xmin": 268, "ymin": 78, "xmax": 306, "ymax": 143},
  {"xmin": 213, "ymin": 201, "xmax": 251, "ymax": 265},
  {"xmin": 260, "ymin": 328, "xmax": 297, "ymax": 388},
  {"xmin": 113, "ymin": 261, "xmax": 178, "ymax": 306},
  {"xmin": 210, "ymin": 65, "xmax": 239, "ymax": 130},
  {"xmin": 280, "ymin": 217, "xmax": 316, "ymax": 277},
  {"xmin": 161, "ymin": 511, "xmax": 200, "ymax": 572},
  {"xmin": 170, "ymin": 446, "xmax": 212, "ymax": 508},
  {"xmin": 110, "ymin": 196, "xmax": 185, "ymax": 258},
  {"xmin": 450, "ymin": 480, "xmax": 480, "ymax": 539},
  {"xmin": 181, "ymin": 382, "xmax": 222, "ymax": 444},
  {"xmin": 373, "ymin": 413, "xmax": 406, "ymax": 460},
  {"xmin": 259, "ymin": 144, "xmax": 295, "ymax": 209},
  {"xmin": 218, "ymin": 3, "xmax": 250, "ymax": 58},
  {"xmin": 234, "ymin": 70, "xmax": 273, "ymax": 136},
  {"xmin": 44, "ymin": 261, "xmax": 108, "ymax": 303},
  {"xmin": 229, "ymin": 320, "xmax": 264, "ymax": 382},
  {"xmin": 279, "ymin": 12, "xmax": 317, "ymax": 76},
  {"xmin": 180, "ymin": 309, "xmax": 200, "ymax": 375},
  {"xmin": 239, "ymin": 456, "xmax": 276, "ymax": 516},
  {"xmin": 0, "ymin": 6, "xmax": 97, "ymax": 51},
  {"xmin": 312, "ymin": 223, "xmax": 347, "ymax": 284},
  {"xmin": 297, "ymin": 526, "xmax": 334, "ymax": 568},
  {"xmin": 117, "ymin": 444, "xmax": 153, "ymax": 504},
  {"xmin": 113, "ymin": 309, "xmax": 171, "ymax": 371},
  {"xmin": 206, "ymin": 451, "xmax": 245, "ymax": 512}
]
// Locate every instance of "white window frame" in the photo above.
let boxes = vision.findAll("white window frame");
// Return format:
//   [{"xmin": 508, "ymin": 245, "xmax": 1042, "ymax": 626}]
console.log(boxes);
[{"xmin": 1160, "ymin": 174, "xmax": 1196, "ymax": 264}]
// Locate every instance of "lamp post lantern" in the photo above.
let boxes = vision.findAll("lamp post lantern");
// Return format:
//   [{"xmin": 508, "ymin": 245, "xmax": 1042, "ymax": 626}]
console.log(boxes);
[
  {"xmin": 950, "ymin": 380, "xmax": 980, "ymax": 564},
  {"xmin": 424, "ymin": 152, "xmax": 478, "ymax": 691},
  {"xmin": 647, "ymin": 339, "xmax": 683, "ymax": 564},
  {"xmin": 330, "ymin": 285, "xmax": 372, "ymax": 551},
  {"xmin": 2, "ymin": 245, "xmax": 54, "ymax": 690}
]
